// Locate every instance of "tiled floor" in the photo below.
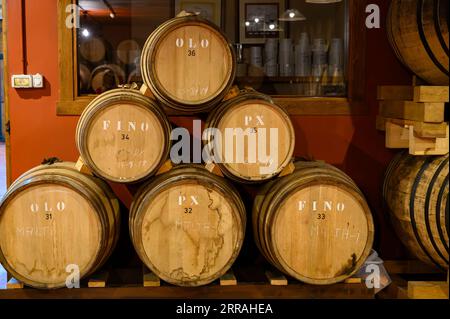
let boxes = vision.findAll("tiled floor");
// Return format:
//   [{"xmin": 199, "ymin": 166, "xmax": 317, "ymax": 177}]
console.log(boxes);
[{"xmin": 0, "ymin": 142, "xmax": 7, "ymax": 288}]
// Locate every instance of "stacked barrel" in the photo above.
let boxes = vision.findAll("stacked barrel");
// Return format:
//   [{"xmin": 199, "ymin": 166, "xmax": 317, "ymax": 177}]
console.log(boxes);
[{"xmin": 0, "ymin": 13, "xmax": 375, "ymax": 288}]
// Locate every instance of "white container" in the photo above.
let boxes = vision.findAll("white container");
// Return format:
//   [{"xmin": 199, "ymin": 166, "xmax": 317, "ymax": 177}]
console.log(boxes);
[
  {"xmin": 264, "ymin": 39, "xmax": 278, "ymax": 62},
  {"xmin": 312, "ymin": 38, "xmax": 327, "ymax": 67},
  {"xmin": 295, "ymin": 33, "xmax": 311, "ymax": 77},
  {"xmin": 264, "ymin": 63, "xmax": 278, "ymax": 77},
  {"xmin": 250, "ymin": 46, "xmax": 263, "ymax": 67},
  {"xmin": 279, "ymin": 39, "xmax": 294, "ymax": 65}
]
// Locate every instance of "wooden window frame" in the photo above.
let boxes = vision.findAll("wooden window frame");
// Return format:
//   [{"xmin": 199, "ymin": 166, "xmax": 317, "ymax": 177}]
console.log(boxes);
[{"xmin": 57, "ymin": 0, "xmax": 367, "ymax": 116}]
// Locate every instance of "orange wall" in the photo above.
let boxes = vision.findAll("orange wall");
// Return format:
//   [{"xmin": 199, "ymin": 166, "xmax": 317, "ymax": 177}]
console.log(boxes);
[{"xmin": 5, "ymin": 0, "xmax": 412, "ymax": 258}]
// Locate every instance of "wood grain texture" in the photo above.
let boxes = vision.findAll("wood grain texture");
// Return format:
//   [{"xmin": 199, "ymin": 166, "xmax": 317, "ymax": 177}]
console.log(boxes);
[
  {"xmin": 90, "ymin": 64, "xmax": 126, "ymax": 93},
  {"xmin": 0, "ymin": 163, "xmax": 120, "ymax": 289},
  {"xmin": 384, "ymin": 153, "xmax": 449, "ymax": 270},
  {"xmin": 141, "ymin": 15, "xmax": 235, "ymax": 113},
  {"xmin": 205, "ymin": 92, "xmax": 295, "ymax": 183},
  {"xmin": 253, "ymin": 161, "xmax": 374, "ymax": 285},
  {"xmin": 130, "ymin": 166, "xmax": 246, "ymax": 287},
  {"xmin": 117, "ymin": 39, "xmax": 141, "ymax": 65},
  {"xmin": 387, "ymin": 0, "xmax": 449, "ymax": 85},
  {"xmin": 76, "ymin": 88, "xmax": 171, "ymax": 183}
]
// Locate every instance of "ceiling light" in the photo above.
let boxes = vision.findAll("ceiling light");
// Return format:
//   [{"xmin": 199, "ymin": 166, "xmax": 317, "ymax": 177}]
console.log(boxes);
[
  {"xmin": 279, "ymin": 9, "xmax": 306, "ymax": 21},
  {"xmin": 82, "ymin": 28, "xmax": 90, "ymax": 37}
]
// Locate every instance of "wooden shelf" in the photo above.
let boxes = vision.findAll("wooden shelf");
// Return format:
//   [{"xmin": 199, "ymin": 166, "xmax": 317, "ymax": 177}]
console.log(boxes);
[{"xmin": 0, "ymin": 282, "xmax": 374, "ymax": 299}]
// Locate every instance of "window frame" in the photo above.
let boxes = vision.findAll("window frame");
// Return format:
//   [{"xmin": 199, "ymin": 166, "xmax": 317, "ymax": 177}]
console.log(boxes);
[{"xmin": 57, "ymin": 0, "xmax": 367, "ymax": 116}]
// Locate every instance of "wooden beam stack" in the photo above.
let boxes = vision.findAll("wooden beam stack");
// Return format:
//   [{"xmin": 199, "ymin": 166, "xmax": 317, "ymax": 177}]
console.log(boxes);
[{"xmin": 377, "ymin": 84, "xmax": 449, "ymax": 155}]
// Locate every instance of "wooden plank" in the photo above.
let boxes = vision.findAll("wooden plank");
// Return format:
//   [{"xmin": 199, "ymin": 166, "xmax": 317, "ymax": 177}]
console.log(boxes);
[
  {"xmin": 409, "ymin": 126, "xmax": 449, "ymax": 156},
  {"xmin": 155, "ymin": 160, "xmax": 173, "ymax": 176},
  {"xmin": 380, "ymin": 101, "xmax": 445, "ymax": 123},
  {"xmin": 385, "ymin": 121, "xmax": 409, "ymax": 149},
  {"xmin": 265, "ymin": 270, "xmax": 288, "ymax": 286},
  {"xmin": 205, "ymin": 162, "xmax": 224, "ymax": 177},
  {"xmin": 377, "ymin": 86, "xmax": 413, "ymax": 101},
  {"xmin": 414, "ymin": 86, "xmax": 449, "ymax": 103},
  {"xmin": 386, "ymin": 118, "xmax": 448, "ymax": 138},
  {"xmin": 278, "ymin": 162, "xmax": 295, "ymax": 177},
  {"xmin": 7, "ymin": 278, "xmax": 24, "ymax": 290},
  {"xmin": 139, "ymin": 83, "xmax": 156, "ymax": 100},
  {"xmin": 407, "ymin": 281, "xmax": 449, "ymax": 299},
  {"xmin": 344, "ymin": 277, "xmax": 362, "ymax": 284},
  {"xmin": 0, "ymin": 283, "xmax": 375, "ymax": 299},
  {"xmin": 75, "ymin": 156, "xmax": 93, "ymax": 175},
  {"xmin": 143, "ymin": 266, "xmax": 160, "ymax": 287},
  {"xmin": 220, "ymin": 269, "xmax": 237, "ymax": 286},
  {"xmin": 88, "ymin": 271, "xmax": 109, "ymax": 288}
]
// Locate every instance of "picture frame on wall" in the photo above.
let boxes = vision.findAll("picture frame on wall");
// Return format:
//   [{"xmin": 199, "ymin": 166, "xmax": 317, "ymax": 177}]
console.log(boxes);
[
  {"xmin": 239, "ymin": 0, "xmax": 285, "ymax": 44},
  {"xmin": 174, "ymin": 0, "xmax": 223, "ymax": 27}
]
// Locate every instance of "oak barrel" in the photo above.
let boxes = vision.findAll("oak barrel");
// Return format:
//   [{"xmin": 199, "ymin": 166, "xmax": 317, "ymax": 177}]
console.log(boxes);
[
  {"xmin": 204, "ymin": 92, "xmax": 295, "ymax": 183},
  {"xmin": 387, "ymin": 0, "xmax": 449, "ymax": 85},
  {"xmin": 384, "ymin": 153, "xmax": 449, "ymax": 270},
  {"xmin": 253, "ymin": 160, "xmax": 374, "ymax": 285},
  {"xmin": 117, "ymin": 39, "xmax": 141, "ymax": 65},
  {"xmin": 79, "ymin": 64, "xmax": 91, "ymax": 91},
  {"xmin": 0, "ymin": 162, "xmax": 120, "ymax": 289},
  {"xmin": 141, "ymin": 14, "xmax": 236, "ymax": 113},
  {"xmin": 80, "ymin": 37, "xmax": 106, "ymax": 63},
  {"xmin": 130, "ymin": 166, "xmax": 246, "ymax": 286},
  {"xmin": 76, "ymin": 88, "xmax": 172, "ymax": 183},
  {"xmin": 90, "ymin": 64, "xmax": 126, "ymax": 93}
]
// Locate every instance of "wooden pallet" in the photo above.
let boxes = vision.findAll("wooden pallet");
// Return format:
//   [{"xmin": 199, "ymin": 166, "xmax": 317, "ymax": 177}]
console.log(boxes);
[{"xmin": 377, "ymin": 83, "xmax": 449, "ymax": 155}]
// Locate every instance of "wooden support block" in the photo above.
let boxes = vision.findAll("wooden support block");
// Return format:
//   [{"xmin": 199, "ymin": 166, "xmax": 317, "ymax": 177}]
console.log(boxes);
[
  {"xmin": 7, "ymin": 278, "xmax": 24, "ymax": 289},
  {"xmin": 379, "ymin": 101, "xmax": 445, "ymax": 123},
  {"xmin": 377, "ymin": 86, "xmax": 413, "ymax": 101},
  {"xmin": 139, "ymin": 83, "xmax": 156, "ymax": 99},
  {"xmin": 220, "ymin": 269, "xmax": 237, "ymax": 286},
  {"xmin": 222, "ymin": 85, "xmax": 241, "ymax": 102},
  {"xmin": 407, "ymin": 281, "xmax": 449, "ymax": 299},
  {"xmin": 75, "ymin": 157, "xmax": 93, "ymax": 176},
  {"xmin": 278, "ymin": 162, "xmax": 295, "ymax": 177},
  {"xmin": 143, "ymin": 266, "xmax": 160, "ymax": 287},
  {"xmin": 345, "ymin": 277, "xmax": 363, "ymax": 284},
  {"xmin": 386, "ymin": 121, "xmax": 410, "ymax": 149},
  {"xmin": 265, "ymin": 270, "xmax": 288, "ymax": 286},
  {"xmin": 409, "ymin": 126, "xmax": 449, "ymax": 156},
  {"xmin": 414, "ymin": 86, "xmax": 449, "ymax": 103},
  {"xmin": 205, "ymin": 162, "xmax": 224, "ymax": 177},
  {"xmin": 88, "ymin": 271, "xmax": 109, "ymax": 288},
  {"xmin": 387, "ymin": 118, "xmax": 448, "ymax": 138},
  {"xmin": 156, "ymin": 160, "xmax": 173, "ymax": 176},
  {"xmin": 376, "ymin": 116, "xmax": 386, "ymax": 131}
]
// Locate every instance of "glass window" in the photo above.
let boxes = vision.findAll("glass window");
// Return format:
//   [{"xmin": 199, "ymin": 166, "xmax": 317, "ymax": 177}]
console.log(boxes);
[{"xmin": 76, "ymin": 0, "xmax": 348, "ymax": 98}]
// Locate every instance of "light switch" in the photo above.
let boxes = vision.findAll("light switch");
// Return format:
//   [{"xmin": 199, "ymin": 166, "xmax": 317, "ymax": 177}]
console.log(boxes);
[{"xmin": 32, "ymin": 74, "xmax": 44, "ymax": 88}]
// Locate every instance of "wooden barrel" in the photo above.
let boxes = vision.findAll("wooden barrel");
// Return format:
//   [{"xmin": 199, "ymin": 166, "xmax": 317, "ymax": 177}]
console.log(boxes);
[
  {"xmin": 387, "ymin": 0, "xmax": 449, "ymax": 85},
  {"xmin": 76, "ymin": 88, "xmax": 172, "ymax": 183},
  {"xmin": 80, "ymin": 37, "xmax": 106, "ymax": 63},
  {"xmin": 117, "ymin": 39, "xmax": 141, "ymax": 65},
  {"xmin": 0, "ymin": 162, "xmax": 120, "ymax": 289},
  {"xmin": 384, "ymin": 153, "xmax": 449, "ymax": 270},
  {"xmin": 253, "ymin": 160, "xmax": 374, "ymax": 285},
  {"xmin": 141, "ymin": 14, "xmax": 236, "ymax": 113},
  {"xmin": 205, "ymin": 92, "xmax": 295, "ymax": 183},
  {"xmin": 79, "ymin": 64, "xmax": 91, "ymax": 92},
  {"xmin": 130, "ymin": 166, "xmax": 246, "ymax": 286},
  {"xmin": 90, "ymin": 64, "xmax": 126, "ymax": 93}
]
